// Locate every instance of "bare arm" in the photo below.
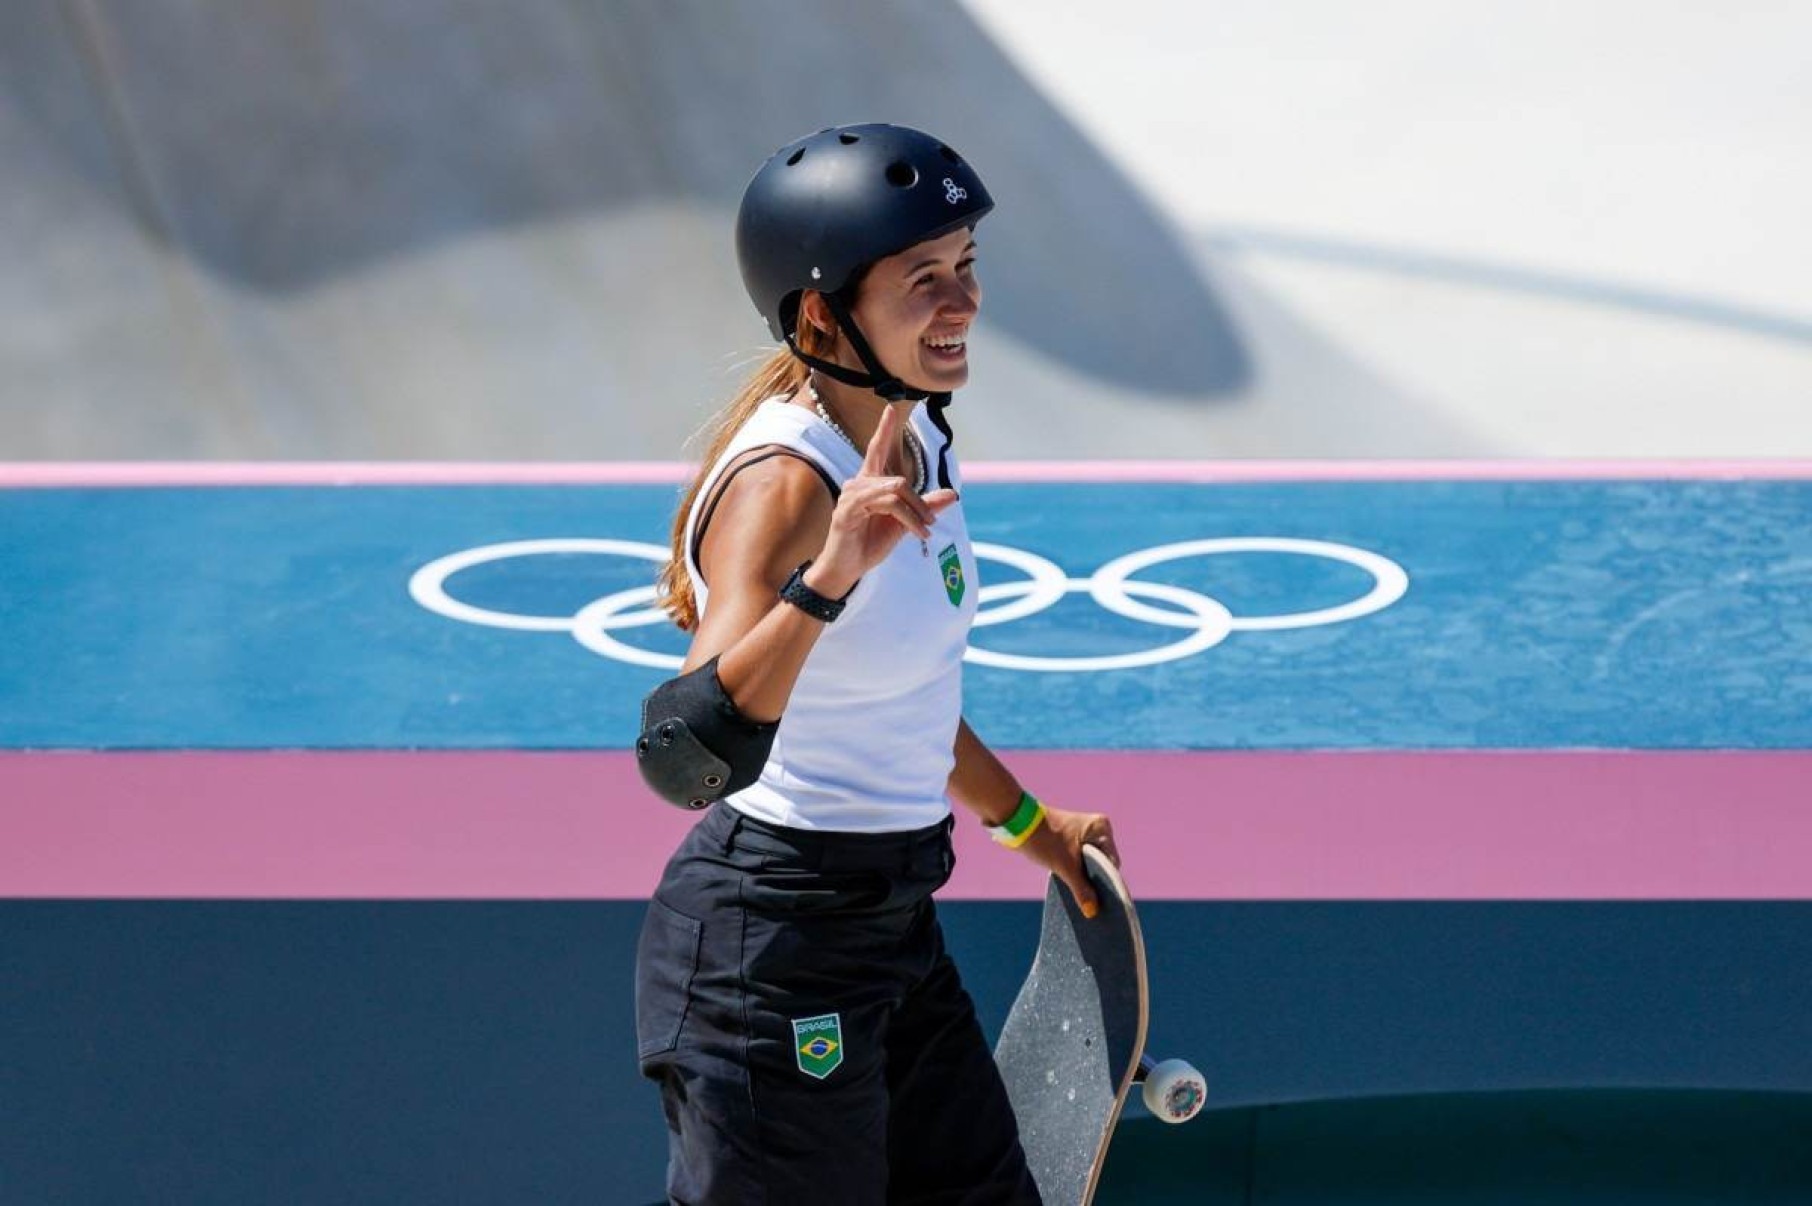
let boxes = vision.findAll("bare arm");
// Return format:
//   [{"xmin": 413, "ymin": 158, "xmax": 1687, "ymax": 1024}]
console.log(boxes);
[
  {"xmin": 946, "ymin": 715, "xmax": 1024, "ymax": 825},
  {"xmin": 682, "ymin": 455, "xmax": 840, "ymax": 720},
  {"xmin": 949, "ymin": 716, "xmax": 1120, "ymax": 916}
]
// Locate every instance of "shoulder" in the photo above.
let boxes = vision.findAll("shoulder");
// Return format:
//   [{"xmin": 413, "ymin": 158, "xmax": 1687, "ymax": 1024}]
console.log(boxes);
[
  {"xmin": 698, "ymin": 446, "xmax": 836, "ymax": 586},
  {"xmin": 714, "ymin": 444, "xmax": 837, "ymax": 518}
]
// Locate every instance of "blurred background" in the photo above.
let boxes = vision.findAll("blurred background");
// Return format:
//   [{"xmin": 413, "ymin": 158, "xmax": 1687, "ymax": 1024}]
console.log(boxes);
[{"xmin": 6, "ymin": 0, "xmax": 1809, "ymax": 462}]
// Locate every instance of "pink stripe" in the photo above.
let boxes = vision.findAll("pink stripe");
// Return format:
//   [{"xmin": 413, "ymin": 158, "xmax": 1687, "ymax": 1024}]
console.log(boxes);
[
  {"xmin": 4, "ymin": 459, "xmax": 1811, "ymax": 488},
  {"xmin": 967, "ymin": 459, "xmax": 1812, "ymax": 482},
  {"xmin": 4, "ymin": 750, "xmax": 1808, "ymax": 900},
  {"xmin": 0, "ymin": 462, "xmax": 695, "ymax": 487}
]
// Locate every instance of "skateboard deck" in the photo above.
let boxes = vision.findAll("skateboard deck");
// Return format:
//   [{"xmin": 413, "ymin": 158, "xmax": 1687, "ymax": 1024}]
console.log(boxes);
[{"xmin": 994, "ymin": 846, "xmax": 1147, "ymax": 1206}]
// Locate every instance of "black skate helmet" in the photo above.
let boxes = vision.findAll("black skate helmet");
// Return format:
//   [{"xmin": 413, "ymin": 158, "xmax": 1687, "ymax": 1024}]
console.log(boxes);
[{"xmin": 735, "ymin": 123, "xmax": 994, "ymax": 406}]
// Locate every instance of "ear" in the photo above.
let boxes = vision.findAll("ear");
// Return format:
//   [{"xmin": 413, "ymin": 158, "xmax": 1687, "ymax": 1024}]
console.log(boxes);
[{"xmin": 797, "ymin": 290, "xmax": 837, "ymax": 341}]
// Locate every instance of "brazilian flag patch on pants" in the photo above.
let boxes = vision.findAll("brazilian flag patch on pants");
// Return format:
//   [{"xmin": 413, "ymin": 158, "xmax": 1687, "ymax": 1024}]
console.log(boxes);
[{"xmin": 793, "ymin": 1013, "xmax": 844, "ymax": 1079}]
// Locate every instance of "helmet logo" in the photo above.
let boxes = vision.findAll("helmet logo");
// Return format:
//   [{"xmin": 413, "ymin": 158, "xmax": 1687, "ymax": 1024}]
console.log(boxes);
[{"xmin": 943, "ymin": 178, "xmax": 968, "ymax": 205}]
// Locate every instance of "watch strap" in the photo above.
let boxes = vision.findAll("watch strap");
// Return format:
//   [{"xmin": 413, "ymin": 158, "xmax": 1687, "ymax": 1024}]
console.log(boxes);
[{"xmin": 779, "ymin": 560, "xmax": 851, "ymax": 622}]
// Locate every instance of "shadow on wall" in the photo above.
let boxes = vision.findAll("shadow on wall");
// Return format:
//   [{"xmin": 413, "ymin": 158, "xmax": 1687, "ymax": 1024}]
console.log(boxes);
[
  {"xmin": 5, "ymin": 0, "xmax": 1247, "ymax": 397},
  {"xmin": 1098, "ymin": 1090, "xmax": 1812, "ymax": 1204}
]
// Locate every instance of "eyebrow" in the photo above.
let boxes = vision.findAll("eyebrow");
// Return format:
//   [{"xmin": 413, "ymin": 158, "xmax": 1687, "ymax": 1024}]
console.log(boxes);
[{"xmin": 903, "ymin": 241, "xmax": 978, "ymax": 278}]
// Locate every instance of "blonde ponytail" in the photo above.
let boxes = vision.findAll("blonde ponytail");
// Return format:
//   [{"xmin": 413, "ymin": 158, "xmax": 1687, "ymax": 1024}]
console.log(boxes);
[{"xmin": 655, "ymin": 317, "xmax": 842, "ymax": 631}]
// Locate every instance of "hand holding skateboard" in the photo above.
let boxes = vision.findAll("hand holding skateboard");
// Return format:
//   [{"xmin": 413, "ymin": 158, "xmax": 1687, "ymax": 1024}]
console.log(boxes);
[{"xmin": 1014, "ymin": 804, "xmax": 1119, "ymax": 919}]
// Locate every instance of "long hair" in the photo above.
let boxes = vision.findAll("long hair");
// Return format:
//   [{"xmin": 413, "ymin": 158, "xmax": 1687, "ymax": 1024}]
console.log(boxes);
[{"xmin": 656, "ymin": 307, "xmax": 845, "ymax": 631}]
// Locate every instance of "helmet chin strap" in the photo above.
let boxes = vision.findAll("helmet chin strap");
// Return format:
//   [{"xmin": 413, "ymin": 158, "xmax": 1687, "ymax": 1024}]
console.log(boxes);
[
  {"xmin": 922, "ymin": 392, "xmax": 956, "ymax": 495},
  {"xmin": 783, "ymin": 291, "xmax": 957, "ymax": 491}
]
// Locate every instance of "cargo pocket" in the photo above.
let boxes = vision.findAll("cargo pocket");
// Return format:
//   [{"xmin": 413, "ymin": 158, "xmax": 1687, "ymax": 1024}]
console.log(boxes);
[{"xmin": 635, "ymin": 898, "xmax": 704, "ymax": 1061}]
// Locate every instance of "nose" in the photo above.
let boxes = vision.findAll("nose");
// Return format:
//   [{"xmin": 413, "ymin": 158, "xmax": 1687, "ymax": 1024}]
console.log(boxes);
[{"xmin": 937, "ymin": 273, "xmax": 980, "ymax": 319}]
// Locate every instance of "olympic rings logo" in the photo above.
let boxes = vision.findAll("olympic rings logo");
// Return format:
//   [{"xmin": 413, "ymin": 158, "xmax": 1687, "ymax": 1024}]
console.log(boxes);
[{"xmin": 409, "ymin": 538, "xmax": 1407, "ymax": 674}]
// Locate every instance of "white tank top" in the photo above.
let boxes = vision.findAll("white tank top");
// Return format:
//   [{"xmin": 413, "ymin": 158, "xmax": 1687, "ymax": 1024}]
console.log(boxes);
[{"xmin": 684, "ymin": 396, "xmax": 979, "ymax": 832}]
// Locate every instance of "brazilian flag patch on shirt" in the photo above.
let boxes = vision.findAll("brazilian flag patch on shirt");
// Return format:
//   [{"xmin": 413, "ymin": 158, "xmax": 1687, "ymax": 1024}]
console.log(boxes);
[
  {"xmin": 939, "ymin": 544, "xmax": 965, "ymax": 607},
  {"xmin": 793, "ymin": 1013, "xmax": 844, "ymax": 1079}
]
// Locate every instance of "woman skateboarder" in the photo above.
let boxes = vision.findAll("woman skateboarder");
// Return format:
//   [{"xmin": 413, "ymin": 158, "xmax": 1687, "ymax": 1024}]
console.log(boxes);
[{"xmin": 633, "ymin": 123, "xmax": 1119, "ymax": 1203}]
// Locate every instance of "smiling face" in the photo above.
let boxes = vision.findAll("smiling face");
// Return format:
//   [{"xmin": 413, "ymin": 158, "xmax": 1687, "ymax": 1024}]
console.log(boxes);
[{"xmin": 816, "ymin": 227, "xmax": 981, "ymax": 393}]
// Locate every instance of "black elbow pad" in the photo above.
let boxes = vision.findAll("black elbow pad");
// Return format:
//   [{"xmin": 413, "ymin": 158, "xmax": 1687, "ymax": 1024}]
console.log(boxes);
[{"xmin": 635, "ymin": 656, "xmax": 779, "ymax": 810}]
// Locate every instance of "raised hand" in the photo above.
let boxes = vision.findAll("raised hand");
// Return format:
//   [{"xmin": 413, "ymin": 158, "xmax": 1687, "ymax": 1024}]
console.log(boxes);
[{"xmin": 807, "ymin": 402, "xmax": 960, "ymax": 596}]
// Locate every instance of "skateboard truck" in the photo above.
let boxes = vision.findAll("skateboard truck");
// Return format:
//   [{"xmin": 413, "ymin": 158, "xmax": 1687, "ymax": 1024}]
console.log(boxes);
[{"xmin": 1134, "ymin": 1054, "xmax": 1208, "ymax": 1124}]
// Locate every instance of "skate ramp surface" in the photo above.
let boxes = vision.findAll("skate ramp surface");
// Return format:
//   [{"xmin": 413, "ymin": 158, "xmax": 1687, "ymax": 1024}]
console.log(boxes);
[{"xmin": 3, "ymin": 0, "xmax": 1266, "ymax": 459}]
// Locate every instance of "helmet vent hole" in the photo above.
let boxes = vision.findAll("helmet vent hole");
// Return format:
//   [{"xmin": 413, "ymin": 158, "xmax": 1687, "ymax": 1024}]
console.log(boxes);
[
  {"xmin": 786, "ymin": 148, "xmax": 805, "ymax": 166},
  {"xmin": 885, "ymin": 161, "xmax": 918, "ymax": 188},
  {"xmin": 839, "ymin": 132, "xmax": 860, "ymax": 145},
  {"xmin": 939, "ymin": 145, "xmax": 962, "ymax": 164}
]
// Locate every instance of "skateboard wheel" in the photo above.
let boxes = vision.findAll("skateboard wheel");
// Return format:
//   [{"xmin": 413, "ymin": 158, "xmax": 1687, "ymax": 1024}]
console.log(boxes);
[{"xmin": 1141, "ymin": 1059, "xmax": 1207, "ymax": 1123}]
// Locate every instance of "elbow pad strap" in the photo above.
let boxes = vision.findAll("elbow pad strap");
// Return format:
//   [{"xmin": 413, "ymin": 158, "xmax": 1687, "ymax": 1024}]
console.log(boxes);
[{"xmin": 635, "ymin": 656, "xmax": 778, "ymax": 810}]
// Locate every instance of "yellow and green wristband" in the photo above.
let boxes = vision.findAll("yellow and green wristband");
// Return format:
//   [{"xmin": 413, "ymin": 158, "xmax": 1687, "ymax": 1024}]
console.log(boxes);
[{"xmin": 989, "ymin": 791, "xmax": 1046, "ymax": 848}]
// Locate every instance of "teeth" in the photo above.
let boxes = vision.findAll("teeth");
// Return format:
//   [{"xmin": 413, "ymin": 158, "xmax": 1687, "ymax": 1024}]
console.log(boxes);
[{"xmin": 925, "ymin": 333, "xmax": 967, "ymax": 350}]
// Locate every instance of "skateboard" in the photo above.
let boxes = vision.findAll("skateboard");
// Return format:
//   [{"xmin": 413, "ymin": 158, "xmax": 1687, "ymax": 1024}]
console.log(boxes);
[{"xmin": 993, "ymin": 846, "xmax": 1206, "ymax": 1206}]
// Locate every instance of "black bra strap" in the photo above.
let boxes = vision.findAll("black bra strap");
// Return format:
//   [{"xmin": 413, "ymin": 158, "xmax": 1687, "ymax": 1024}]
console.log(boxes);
[{"xmin": 689, "ymin": 446, "xmax": 840, "ymax": 586}]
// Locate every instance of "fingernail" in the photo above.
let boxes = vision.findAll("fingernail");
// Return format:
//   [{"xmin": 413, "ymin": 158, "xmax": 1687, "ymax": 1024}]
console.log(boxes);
[{"xmin": 1082, "ymin": 901, "xmax": 1099, "ymax": 920}]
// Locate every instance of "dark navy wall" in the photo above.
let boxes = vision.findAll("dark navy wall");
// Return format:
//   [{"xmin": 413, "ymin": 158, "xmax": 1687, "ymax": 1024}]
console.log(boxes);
[
  {"xmin": 8, "ymin": 900, "xmax": 1810, "ymax": 1203},
  {"xmin": 1097, "ymin": 1093, "xmax": 1812, "ymax": 1203}
]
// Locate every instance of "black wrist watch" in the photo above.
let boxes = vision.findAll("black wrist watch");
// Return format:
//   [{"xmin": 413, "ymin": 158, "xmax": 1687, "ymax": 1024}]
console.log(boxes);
[{"xmin": 779, "ymin": 560, "xmax": 852, "ymax": 622}]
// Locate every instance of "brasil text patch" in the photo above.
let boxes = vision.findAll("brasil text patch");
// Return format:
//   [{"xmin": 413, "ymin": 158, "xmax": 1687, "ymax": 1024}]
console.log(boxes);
[{"xmin": 793, "ymin": 1013, "xmax": 844, "ymax": 1080}]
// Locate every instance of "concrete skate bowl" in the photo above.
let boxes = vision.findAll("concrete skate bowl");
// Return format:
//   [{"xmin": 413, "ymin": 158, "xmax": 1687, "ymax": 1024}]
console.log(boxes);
[{"xmin": 1, "ymin": 0, "xmax": 1246, "ymax": 458}]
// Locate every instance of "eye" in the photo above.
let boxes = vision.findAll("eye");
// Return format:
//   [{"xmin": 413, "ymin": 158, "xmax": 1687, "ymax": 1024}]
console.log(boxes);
[{"xmin": 915, "ymin": 259, "xmax": 976, "ymax": 289}]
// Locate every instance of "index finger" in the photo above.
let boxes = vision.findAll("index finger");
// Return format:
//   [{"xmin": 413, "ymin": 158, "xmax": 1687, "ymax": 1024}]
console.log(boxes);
[{"xmin": 861, "ymin": 401, "xmax": 906, "ymax": 477}]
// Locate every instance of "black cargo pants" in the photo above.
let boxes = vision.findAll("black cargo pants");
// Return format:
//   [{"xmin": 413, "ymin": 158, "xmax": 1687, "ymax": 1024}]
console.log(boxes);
[{"xmin": 635, "ymin": 801, "xmax": 1040, "ymax": 1205}]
